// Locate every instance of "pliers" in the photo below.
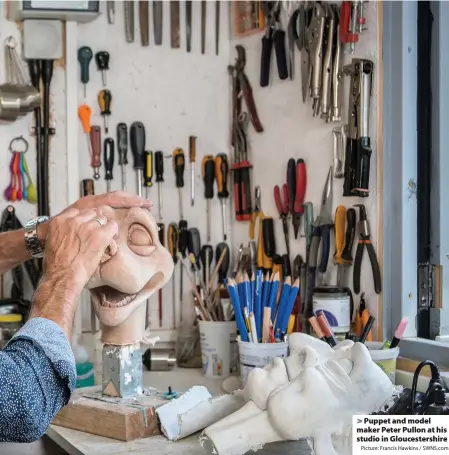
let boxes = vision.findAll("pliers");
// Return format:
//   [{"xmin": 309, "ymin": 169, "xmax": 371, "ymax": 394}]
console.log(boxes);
[
  {"xmin": 273, "ymin": 183, "xmax": 290, "ymax": 257},
  {"xmin": 353, "ymin": 204, "xmax": 382, "ymax": 295},
  {"xmin": 287, "ymin": 158, "xmax": 307, "ymax": 239},
  {"xmin": 249, "ymin": 186, "xmax": 271, "ymax": 270}
]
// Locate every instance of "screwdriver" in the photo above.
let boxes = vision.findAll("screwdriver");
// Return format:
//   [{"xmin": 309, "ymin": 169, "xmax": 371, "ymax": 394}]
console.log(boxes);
[
  {"xmin": 77, "ymin": 46, "xmax": 93, "ymax": 98},
  {"xmin": 168, "ymin": 223, "xmax": 179, "ymax": 328},
  {"xmin": 200, "ymin": 245, "xmax": 213, "ymax": 287},
  {"xmin": 98, "ymin": 90, "xmax": 112, "ymax": 133},
  {"xmin": 95, "ymin": 51, "xmax": 110, "ymax": 87},
  {"xmin": 189, "ymin": 136, "xmax": 196, "ymax": 207},
  {"xmin": 172, "ymin": 148, "xmax": 185, "ymax": 219},
  {"xmin": 202, "ymin": 155, "xmax": 215, "ymax": 243},
  {"xmin": 178, "ymin": 220, "xmax": 189, "ymax": 323},
  {"xmin": 158, "ymin": 223, "xmax": 165, "ymax": 327},
  {"xmin": 215, "ymin": 153, "xmax": 229, "ymax": 241},
  {"xmin": 188, "ymin": 228, "xmax": 201, "ymax": 286},
  {"xmin": 89, "ymin": 125, "xmax": 102, "ymax": 180},
  {"xmin": 215, "ymin": 242, "xmax": 230, "ymax": 285},
  {"xmin": 130, "ymin": 122, "xmax": 146, "ymax": 196},
  {"xmin": 262, "ymin": 217, "xmax": 276, "ymax": 271},
  {"xmin": 334, "ymin": 205, "xmax": 346, "ymax": 286},
  {"xmin": 104, "ymin": 138, "xmax": 114, "ymax": 192},
  {"xmin": 155, "ymin": 151, "xmax": 164, "ymax": 220},
  {"xmin": 116, "ymin": 123, "xmax": 128, "ymax": 192},
  {"xmin": 339, "ymin": 207, "xmax": 357, "ymax": 286},
  {"xmin": 78, "ymin": 104, "xmax": 94, "ymax": 166},
  {"xmin": 144, "ymin": 151, "xmax": 153, "ymax": 199}
]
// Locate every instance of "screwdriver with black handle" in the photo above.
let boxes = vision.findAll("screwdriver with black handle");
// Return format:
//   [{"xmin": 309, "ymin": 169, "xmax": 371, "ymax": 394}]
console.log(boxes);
[
  {"xmin": 202, "ymin": 155, "xmax": 215, "ymax": 243},
  {"xmin": 104, "ymin": 138, "xmax": 114, "ymax": 192},
  {"xmin": 178, "ymin": 219, "xmax": 189, "ymax": 323},
  {"xmin": 168, "ymin": 223, "xmax": 179, "ymax": 328},
  {"xmin": 262, "ymin": 217, "xmax": 276, "ymax": 271},
  {"xmin": 216, "ymin": 153, "xmax": 229, "ymax": 241},
  {"xmin": 130, "ymin": 122, "xmax": 146, "ymax": 196},
  {"xmin": 158, "ymin": 223, "xmax": 165, "ymax": 327},
  {"xmin": 144, "ymin": 151, "xmax": 153, "ymax": 199},
  {"xmin": 116, "ymin": 123, "xmax": 128, "ymax": 191},
  {"xmin": 98, "ymin": 90, "xmax": 112, "ymax": 133},
  {"xmin": 216, "ymin": 242, "xmax": 230, "ymax": 285},
  {"xmin": 189, "ymin": 136, "xmax": 196, "ymax": 206},
  {"xmin": 155, "ymin": 151, "xmax": 164, "ymax": 220},
  {"xmin": 200, "ymin": 245, "xmax": 213, "ymax": 288},
  {"xmin": 173, "ymin": 149, "xmax": 185, "ymax": 219},
  {"xmin": 77, "ymin": 46, "xmax": 92, "ymax": 98},
  {"xmin": 188, "ymin": 228, "xmax": 201, "ymax": 285},
  {"xmin": 95, "ymin": 51, "xmax": 110, "ymax": 87}
]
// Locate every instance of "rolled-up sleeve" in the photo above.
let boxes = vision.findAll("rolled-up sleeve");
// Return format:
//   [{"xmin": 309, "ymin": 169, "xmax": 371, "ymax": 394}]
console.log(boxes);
[{"xmin": 0, "ymin": 317, "xmax": 76, "ymax": 442}]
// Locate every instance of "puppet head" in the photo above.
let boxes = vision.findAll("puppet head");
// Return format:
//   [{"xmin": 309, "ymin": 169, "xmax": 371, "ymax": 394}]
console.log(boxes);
[{"xmin": 86, "ymin": 207, "xmax": 173, "ymax": 345}]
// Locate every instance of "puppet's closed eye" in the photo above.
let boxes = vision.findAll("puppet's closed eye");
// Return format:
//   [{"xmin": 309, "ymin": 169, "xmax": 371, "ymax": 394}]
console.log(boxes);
[{"xmin": 128, "ymin": 224, "xmax": 156, "ymax": 256}]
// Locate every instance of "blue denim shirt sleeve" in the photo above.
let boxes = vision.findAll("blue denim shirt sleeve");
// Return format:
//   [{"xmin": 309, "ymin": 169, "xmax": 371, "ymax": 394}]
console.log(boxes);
[{"xmin": 0, "ymin": 317, "xmax": 76, "ymax": 442}]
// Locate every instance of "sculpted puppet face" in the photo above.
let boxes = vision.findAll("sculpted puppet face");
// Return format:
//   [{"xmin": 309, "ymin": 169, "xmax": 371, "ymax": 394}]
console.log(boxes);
[{"xmin": 86, "ymin": 207, "xmax": 173, "ymax": 329}]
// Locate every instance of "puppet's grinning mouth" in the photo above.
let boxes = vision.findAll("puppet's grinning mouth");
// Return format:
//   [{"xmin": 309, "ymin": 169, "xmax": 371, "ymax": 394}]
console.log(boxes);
[{"xmin": 93, "ymin": 286, "xmax": 137, "ymax": 308}]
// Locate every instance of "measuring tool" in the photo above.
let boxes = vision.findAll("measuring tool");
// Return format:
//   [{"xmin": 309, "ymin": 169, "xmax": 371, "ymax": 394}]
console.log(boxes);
[
  {"xmin": 116, "ymin": 123, "xmax": 128, "ymax": 192},
  {"xmin": 144, "ymin": 151, "xmax": 153, "ymax": 199},
  {"xmin": 158, "ymin": 223, "xmax": 165, "ymax": 327},
  {"xmin": 95, "ymin": 51, "xmax": 110, "ymax": 87},
  {"xmin": 215, "ymin": 153, "xmax": 229, "ymax": 241},
  {"xmin": 202, "ymin": 155, "xmax": 215, "ymax": 243},
  {"xmin": 77, "ymin": 46, "xmax": 93, "ymax": 98},
  {"xmin": 189, "ymin": 136, "xmax": 196, "ymax": 206},
  {"xmin": 78, "ymin": 104, "xmax": 94, "ymax": 168},
  {"xmin": 98, "ymin": 90, "xmax": 112, "ymax": 133},
  {"xmin": 168, "ymin": 223, "xmax": 179, "ymax": 328},
  {"xmin": 104, "ymin": 138, "xmax": 114, "ymax": 192},
  {"xmin": 130, "ymin": 122, "xmax": 146, "ymax": 196},
  {"xmin": 172, "ymin": 148, "xmax": 185, "ymax": 219},
  {"xmin": 178, "ymin": 219, "xmax": 189, "ymax": 323},
  {"xmin": 155, "ymin": 151, "xmax": 164, "ymax": 220}
]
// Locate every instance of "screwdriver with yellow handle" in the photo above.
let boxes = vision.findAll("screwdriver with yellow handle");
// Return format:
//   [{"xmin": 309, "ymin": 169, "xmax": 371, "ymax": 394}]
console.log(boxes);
[
  {"xmin": 334, "ymin": 205, "xmax": 346, "ymax": 285},
  {"xmin": 202, "ymin": 155, "xmax": 215, "ymax": 243},
  {"xmin": 168, "ymin": 223, "xmax": 179, "ymax": 328},
  {"xmin": 215, "ymin": 153, "xmax": 229, "ymax": 241},
  {"xmin": 144, "ymin": 151, "xmax": 153, "ymax": 199},
  {"xmin": 98, "ymin": 90, "xmax": 112, "ymax": 133}
]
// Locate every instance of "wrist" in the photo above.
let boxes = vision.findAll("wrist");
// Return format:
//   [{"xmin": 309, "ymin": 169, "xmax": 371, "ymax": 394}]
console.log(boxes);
[{"xmin": 37, "ymin": 220, "xmax": 49, "ymax": 248}]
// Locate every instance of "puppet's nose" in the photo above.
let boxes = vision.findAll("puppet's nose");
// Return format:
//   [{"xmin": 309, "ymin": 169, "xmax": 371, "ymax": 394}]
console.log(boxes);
[{"xmin": 100, "ymin": 239, "xmax": 118, "ymax": 264}]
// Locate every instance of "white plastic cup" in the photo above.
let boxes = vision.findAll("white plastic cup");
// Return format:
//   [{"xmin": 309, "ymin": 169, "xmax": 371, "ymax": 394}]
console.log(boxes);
[
  {"xmin": 366, "ymin": 341, "xmax": 400, "ymax": 383},
  {"xmin": 238, "ymin": 339, "xmax": 289, "ymax": 387},
  {"xmin": 198, "ymin": 321, "xmax": 238, "ymax": 378}
]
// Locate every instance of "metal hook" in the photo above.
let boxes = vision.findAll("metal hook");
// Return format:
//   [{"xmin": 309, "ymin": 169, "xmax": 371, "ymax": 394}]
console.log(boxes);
[
  {"xmin": 9, "ymin": 135, "xmax": 29, "ymax": 153},
  {"xmin": 4, "ymin": 36, "xmax": 18, "ymax": 48}
]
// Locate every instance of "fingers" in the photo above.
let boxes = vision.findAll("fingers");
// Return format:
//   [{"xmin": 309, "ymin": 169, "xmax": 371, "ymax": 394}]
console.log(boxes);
[{"xmin": 77, "ymin": 191, "xmax": 153, "ymax": 210}]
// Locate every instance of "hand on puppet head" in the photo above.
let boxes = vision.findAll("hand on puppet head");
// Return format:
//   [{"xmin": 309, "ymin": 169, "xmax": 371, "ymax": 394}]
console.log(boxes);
[{"xmin": 86, "ymin": 207, "xmax": 173, "ymax": 345}]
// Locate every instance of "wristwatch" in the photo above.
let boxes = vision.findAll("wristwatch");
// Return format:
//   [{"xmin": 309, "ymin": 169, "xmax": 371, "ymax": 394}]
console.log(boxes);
[{"xmin": 24, "ymin": 216, "xmax": 49, "ymax": 258}]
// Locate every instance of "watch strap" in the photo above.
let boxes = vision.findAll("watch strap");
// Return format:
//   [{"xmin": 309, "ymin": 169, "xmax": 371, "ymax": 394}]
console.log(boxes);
[{"xmin": 24, "ymin": 216, "xmax": 49, "ymax": 258}]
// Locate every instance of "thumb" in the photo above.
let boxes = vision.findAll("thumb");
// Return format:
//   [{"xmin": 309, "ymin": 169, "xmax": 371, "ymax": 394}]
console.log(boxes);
[{"xmin": 98, "ymin": 220, "xmax": 119, "ymax": 249}]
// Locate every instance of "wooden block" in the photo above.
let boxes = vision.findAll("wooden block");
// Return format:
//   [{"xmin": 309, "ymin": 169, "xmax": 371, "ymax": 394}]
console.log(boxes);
[{"xmin": 52, "ymin": 385, "xmax": 168, "ymax": 441}]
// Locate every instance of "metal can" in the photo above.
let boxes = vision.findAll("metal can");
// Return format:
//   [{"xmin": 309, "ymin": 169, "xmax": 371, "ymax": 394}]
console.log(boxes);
[{"xmin": 312, "ymin": 286, "xmax": 352, "ymax": 333}]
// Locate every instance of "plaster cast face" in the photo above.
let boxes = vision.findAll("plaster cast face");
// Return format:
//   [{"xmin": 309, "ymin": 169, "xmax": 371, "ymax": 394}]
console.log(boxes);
[{"xmin": 86, "ymin": 207, "xmax": 174, "ymax": 328}]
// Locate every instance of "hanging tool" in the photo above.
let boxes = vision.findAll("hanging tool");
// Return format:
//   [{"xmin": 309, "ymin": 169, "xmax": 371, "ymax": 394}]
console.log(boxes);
[
  {"xmin": 104, "ymin": 138, "xmax": 114, "ymax": 192},
  {"xmin": 260, "ymin": 1, "xmax": 288, "ymax": 87},
  {"xmin": 319, "ymin": 4, "xmax": 335, "ymax": 120},
  {"xmin": 144, "ymin": 151, "xmax": 153, "ymax": 199},
  {"xmin": 178, "ymin": 220, "xmax": 189, "ymax": 323},
  {"xmin": 189, "ymin": 136, "xmax": 196, "ymax": 206},
  {"xmin": 333, "ymin": 205, "xmax": 346, "ymax": 285},
  {"xmin": 201, "ymin": 0, "xmax": 206, "ymax": 54},
  {"xmin": 89, "ymin": 126, "xmax": 102, "ymax": 180},
  {"xmin": 154, "ymin": 151, "xmax": 164, "ymax": 220},
  {"xmin": 331, "ymin": 6, "xmax": 343, "ymax": 122},
  {"xmin": 78, "ymin": 105, "xmax": 94, "ymax": 177},
  {"xmin": 215, "ymin": 1, "xmax": 220, "ymax": 55},
  {"xmin": 335, "ymin": 207, "xmax": 356, "ymax": 286},
  {"xmin": 310, "ymin": 167, "xmax": 333, "ymax": 285},
  {"xmin": 77, "ymin": 46, "xmax": 92, "ymax": 98},
  {"xmin": 340, "ymin": 1, "xmax": 366, "ymax": 54},
  {"xmin": 354, "ymin": 292, "xmax": 371, "ymax": 341},
  {"xmin": 274, "ymin": 183, "xmax": 290, "ymax": 257},
  {"xmin": 262, "ymin": 217, "xmax": 275, "ymax": 271},
  {"xmin": 106, "ymin": 1, "xmax": 115, "ymax": 24},
  {"xmin": 173, "ymin": 148, "xmax": 185, "ymax": 219},
  {"xmin": 343, "ymin": 58, "xmax": 373, "ymax": 197},
  {"xmin": 291, "ymin": 255, "xmax": 304, "ymax": 332},
  {"xmin": 98, "ymin": 90, "xmax": 112, "ymax": 133},
  {"xmin": 309, "ymin": 2, "xmax": 325, "ymax": 116},
  {"xmin": 292, "ymin": 159, "xmax": 307, "ymax": 239},
  {"xmin": 250, "ymin": 186, "xmax": 265, "ymax": 269},
  {"xmin": 153, "ymin": 0, "xmax": 163, "ymax": 45},
  {"xmin": 139, "ymin": 0, "xmax": 150, "ymax": 46},
  {"xmin": 170, "ymin": 0, "xmax": 180, "ymax": 48},
  {"xmin": 215, "ymin": 242, "xmax": 230, "ymax": 286},
  {"xmin": 130, "ymin": 122, "xmax": 146, "ymax": 196},
  {"xmin": 333, "ymin": 125, "xmax": 346, "ymax": 178},
  {"xmin": 202, "ymin": 155, "xmax": 215, "ymax": 243},
  {"xmin": 186, "ymin": 0, "xmax": 192, "ymax": 52},
  {"xmin": 187, "ymin": 228, "xmax": 201, "ymax": 286},
  {"xmin": 285, "ymin": 2, "xmax": 299, "ymax": 81},
  {"xmin": 95, "ymin": 51, "xmax": 109, "ymax": 87},
  {"xmin": 353, "ymin": 204, "xmax": 381, "ymax": 295},
  {"xmin": 124, "ymin": 1, "xmax": 135, "ymax": 42},
  {"xmin": 116, "ymin": 123, "xmax": 128, "ymax": 192},
  {"xmin": 200, "ymin": 245, "xmax": 213, "ymax": 288},
  {"xmin": 158, "ymin": 223, "xmax": 165, "ymax": 327},
  {"xmin": 216, "ymin": 153, "xmax": 229, "ymax": 241},
  {"xmin": 168, "ymin": 223, "xmax": 178, "ymax": 328}
]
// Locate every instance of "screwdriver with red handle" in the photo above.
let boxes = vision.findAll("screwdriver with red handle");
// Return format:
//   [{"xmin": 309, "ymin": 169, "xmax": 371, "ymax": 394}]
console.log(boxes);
[
  {"xmin": 89, "ymin": 125, "xmax": 102, "ymax": 180},
  {"xmin": 291, "ymin": 159, "xmax": 307, "ymax": 239}
]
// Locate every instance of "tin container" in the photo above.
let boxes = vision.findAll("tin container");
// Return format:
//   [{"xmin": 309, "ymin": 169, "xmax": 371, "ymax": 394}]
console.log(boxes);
[{"xmin": 312, "ymin": 286, "xmax": 352, "ymax": 333}]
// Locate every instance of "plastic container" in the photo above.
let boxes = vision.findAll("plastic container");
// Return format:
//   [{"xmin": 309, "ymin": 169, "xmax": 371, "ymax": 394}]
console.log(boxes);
[
  {"xmin": 0, "ymin": 314, "xmax": 22, "ymax": 349},
  {"xmin": 238, "ymin": 340, "xmax": 289, "ymax": 386},
  {"xmin": 313, "ymin": 286, "xmax": 352, "ymax": 333},
  {"xmin": 73, "ymin": 343, "xmax": 95, "ymax": 388},
  {"xmin": 199, "ymin": 320, "xmax": 238, "ymax": 378},
  {"xmin": 366, "ymin": 341, "xmax": 400, "ymax": 383}
]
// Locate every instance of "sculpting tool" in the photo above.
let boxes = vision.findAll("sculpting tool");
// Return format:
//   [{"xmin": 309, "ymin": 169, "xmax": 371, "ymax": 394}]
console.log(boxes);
[
  {"xmin": 170, "ymin": 0, "xmax": 180, "ymax": 48},
  {"xmin": 178, "ymin": 219, "xmax": 189, "ymax": 322},
  {"xmin": 360, "ymin": 315, "xmax": 375, "ymax": 344},
  {"xmin": 200, "ymin": 244, "xmax": 213, "ymax": 288},
  {"xmin": 116, "ymin": 123, "xmax": 128, "ymax": 192},
  {"xmin": 201, "ymin": 0, "xmax": 206, "ymax": 54},
  {"xmin": 139, "ymin": 0, "xmax": 150, "ymax": 46},
  {"xmin": 189, "ymin": 136, "xmax": 196, "ymax": 206},
  {"xmin": 187, "ymin": 228, "xmax": 201, "ymax": 288},
  {"xmin": 215, "ymin": 0, "xmax": 220, "ymax": 55},
  {"xmin": 186, "ymin": 0, "xmax": 192, "ymax": 52},
  {"xmin": 209, "ymin": 243, "xmax": 228, "ymax": 291},
  {"xmin": 168, "ymin": 223, "xmax": 178, "ymax": 328},
  {"xmin": 308, "ymin": 316, "xmax": 328, "ymax": 343},
  {"xmin": 226, "ymin": 278, "xmax": 249, "ymax": 342},
  {"xmin": 155, "ymin": 151, "xmax": 164, "ymax": 220},
  {"xmin": 383, "ymin": 317, "xmax": 409, "ymax": 349},
  {"xmin": 124, "ymin": 1, "xmax": 135, "ymax": 42},
  {"xmin": 158, "ymin": 223, "xmax": 165, "ymax": 327},
  {"xmin": 153, "ymin": 0, "xmax": 163, "ymax": 45}
]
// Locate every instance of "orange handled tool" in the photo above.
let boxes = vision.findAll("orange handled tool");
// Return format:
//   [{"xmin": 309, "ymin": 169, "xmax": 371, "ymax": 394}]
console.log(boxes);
[
  {"xmin": 215, "ymin": 153, "xmax": 229, "ymax": 241},
  {"xmin": 354, "ymin": 292, "xmax": 372, "ymax": 341},
  {"xmin": 78, "ymin": 104, "xmax": 94, "ymax": 163}
]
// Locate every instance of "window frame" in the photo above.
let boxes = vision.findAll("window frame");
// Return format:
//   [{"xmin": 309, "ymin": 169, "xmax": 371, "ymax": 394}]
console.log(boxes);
[{"xmin": 383, "ymin": 0, "xmax": 449, "ymax": 364}]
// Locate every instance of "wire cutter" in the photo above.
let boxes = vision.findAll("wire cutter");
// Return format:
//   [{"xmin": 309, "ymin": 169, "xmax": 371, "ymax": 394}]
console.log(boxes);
[
  {"xmin": 273, "ymin": 183, "xmax": 290, "ymax": 257},
  {"xmin": 287, "ymin": 158, "xmax": 307, "ymax": 239}
]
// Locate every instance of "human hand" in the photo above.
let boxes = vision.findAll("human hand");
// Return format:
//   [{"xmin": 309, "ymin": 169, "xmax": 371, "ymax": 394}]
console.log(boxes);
[{"xmin": 42, "ymin": 206, "xmax": 118, "ymax": 297}]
